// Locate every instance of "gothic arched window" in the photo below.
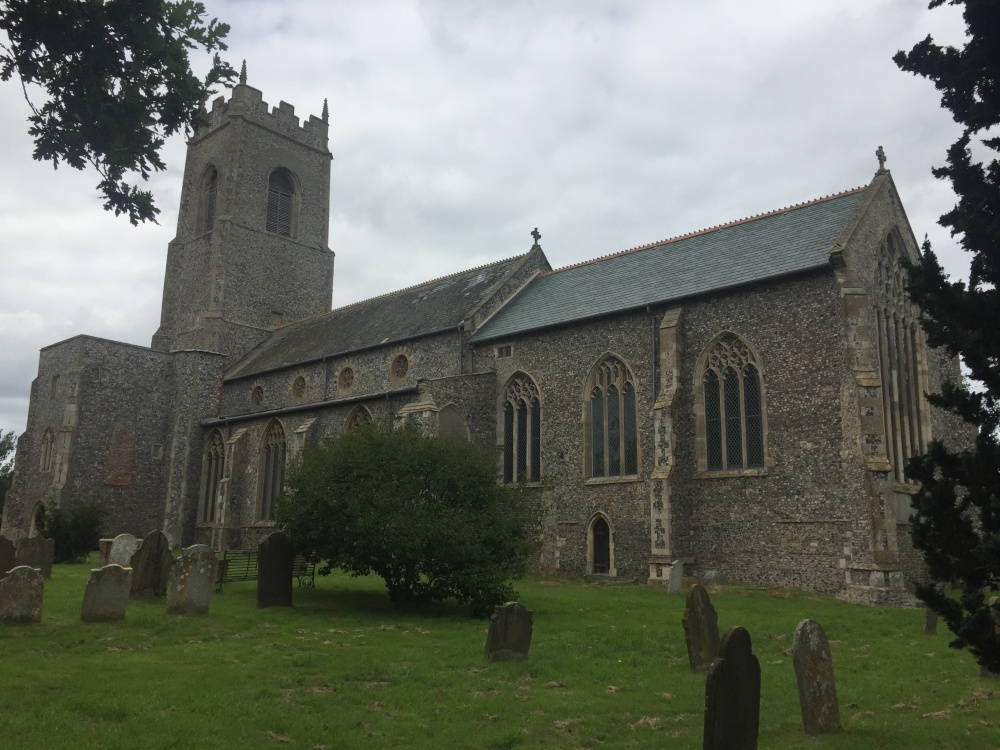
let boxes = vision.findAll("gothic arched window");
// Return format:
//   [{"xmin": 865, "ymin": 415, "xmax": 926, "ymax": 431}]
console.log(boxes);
[
  {"xmin": 698, "ymin": 333, "xmax": 765, "ymax": 472},
  {"xmin": 875, "ymin": 232, "xmax": 928, "ymax": 483},
  {"xmin": 199, "ymin": 430, "xmax": 226, "ymax": 524},
  {"xmin": 345, "ymin": 405, "xmax": 374, "ymax": 432},
  {"xmin": 266, "ymin": 168, "xmax": 295, "ymax": 237},
  {"xmin": 258, "ymin": 420, "xmax": 286, "ymax": 522},
  {"xmin": 501, "ymin": 373, "xmax": 541, "ymax": 484},
  {"xmin": 199, "ymin": 166, "xmax": 218, "ymax": 233},
  {"xmin": 586, "ymin": 356, "xmax": 638, "ymax": 478}
]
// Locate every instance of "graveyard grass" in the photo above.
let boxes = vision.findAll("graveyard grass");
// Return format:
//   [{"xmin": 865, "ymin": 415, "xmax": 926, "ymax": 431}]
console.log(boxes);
[{"xmin": 0, "ymin": 560, "xmax": 997, "ymax": 749}]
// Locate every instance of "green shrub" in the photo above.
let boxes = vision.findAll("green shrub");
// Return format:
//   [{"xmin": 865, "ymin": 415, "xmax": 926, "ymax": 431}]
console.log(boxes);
[
  {"xmin": 276, "ymin": 424, "xmax": 540, "ymax": 617},
  {"xmin": 41, "ymin": 499, "xmax": 105, "ymax": 563}
]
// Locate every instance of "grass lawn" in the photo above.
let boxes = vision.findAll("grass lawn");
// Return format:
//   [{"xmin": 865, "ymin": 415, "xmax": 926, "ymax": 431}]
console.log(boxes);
[{"xmin": 0, "ymin": 558, "xmax": 997, "ymax": 749}]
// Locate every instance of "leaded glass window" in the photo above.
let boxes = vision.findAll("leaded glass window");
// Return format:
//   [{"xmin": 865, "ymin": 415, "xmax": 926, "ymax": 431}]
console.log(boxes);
[
  {"xmin": 502, "ymin": 373, "xmax": 541, "ymax": 483},
  {"xmin": 266, "ymin": 169, "xmax": 294, "ymax": 236},
  {"xmin": 701, "ymin": 335, "xmax": 765, "ymax": 472},
  {"xmin": 200, "ymin": 430, "xmax": 225, "ymax": 524},
  {"xmin": 592, "ymin": 517, "xmax": 611, "ymax": 575},
  {"xmin": 258, "ymin": 421, "xmax": 286, "ymax": 522},
  {"xmin": 588, "ymin": 357, "xmax": 638, "ymax": 478}
]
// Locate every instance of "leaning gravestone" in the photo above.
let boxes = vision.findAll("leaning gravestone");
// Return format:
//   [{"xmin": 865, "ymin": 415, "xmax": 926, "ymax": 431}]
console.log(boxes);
[
  {"xmin": 703, "ymin": 626, "xmax": 761, "ymax": 750},
  {"xmin": 109, "ymin": 533, "xmax": 140, "ymax": 567},
  {"xmin": 485, "ymin": 602, "xmax": 534, "ymax": 661},
  {"xmin": 167, "ymin": 544, "xmax": 217, "ymax": 615},
  {"xmin": 0, "ymin": 535, "xmax": 16, "ymax": 578},
  {"xmin": 666, "ymin": 560, "xmax": 684, "ymax": 595},
  {"xmin": 257, "ymin": 531, "xmax": 293, "ymax": 608},
  {"xmin": 683, "ymin": 583, "xmax": 721, "ymax": 672},
  {"xmin": 15, "ymin": 535, "xmax": 54, "ymax": 579},
  {"xmin": 80, "ymin": 565, "xmax": 132, "ymax": 622},
  {"xmin": 0, "ymin": 565, "xmax": 44, "ymax": 623},
  {"xmin": 792, "ymin": 619, "xmax": 841, "ymax": 735},
  {"xmin": 129, "ymin": 530, "xmax": 173, "ymax": 598}
]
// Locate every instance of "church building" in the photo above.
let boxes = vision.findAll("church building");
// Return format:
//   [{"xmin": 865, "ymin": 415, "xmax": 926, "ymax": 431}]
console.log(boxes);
[{"xmin": 1, "ymin": 80, "xmax": 965, "ymax": 605}]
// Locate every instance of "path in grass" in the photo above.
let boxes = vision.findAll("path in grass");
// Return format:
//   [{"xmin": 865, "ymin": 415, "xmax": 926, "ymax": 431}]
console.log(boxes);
[{"xmin": 0, "ymin": 560, "xmax": 997, "ymax": 749}]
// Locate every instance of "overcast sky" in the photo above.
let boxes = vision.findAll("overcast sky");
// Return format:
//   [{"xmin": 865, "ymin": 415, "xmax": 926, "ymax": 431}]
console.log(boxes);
[{"xmin": 0, "ymin": 0, "xmax": 971, "ymax": 437}]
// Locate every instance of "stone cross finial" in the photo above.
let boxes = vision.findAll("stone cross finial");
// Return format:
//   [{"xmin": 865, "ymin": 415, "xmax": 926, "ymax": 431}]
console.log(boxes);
[
  {"xmin": 322, "ymin": 98, "xmax": 329, "ymax": 123},
  {"xmin": 876, "ymin": 145, "xmax": 887, "ymax": 173},
  {"xmin": 239, "ymin": 60, "xmax": 247, "ymax": 86},
  {"xmin": 531, "ymin": 228, "xmax": 541, "ymax": 247}
]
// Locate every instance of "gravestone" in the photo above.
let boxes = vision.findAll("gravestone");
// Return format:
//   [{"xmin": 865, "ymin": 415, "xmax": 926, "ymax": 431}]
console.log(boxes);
[
  {"xmin": 80, "ymin": 565, "xmax": 132, "ymax": 622},
  {"xmin": 485, "ymin": 602, "xmax": 534, "ymax": 661},
  {"xmin": 257, "ymin": 531, "xmax": 293, "ymax": 608},
  {"xmin": 703, "ymin": 626, "xmax": 760, "ymax": 750},
  {"xmin": 15, "ymin": 535, "xmax": 54, "ymax": 579},
  {"xmin": 792, "ymin": 619, "xmax": 841, "ymax": 735},
  {"xmin": 924, "ymin": 608, "xmax": 938, "ymax": 636},
  {"xmin": 109, "ymin": 533, "xmax": 140, "ymax": 567},
  {"xmin": 167, "ymin": 544, "xmax": 217, "ymax": 615},
  {"xmin": 0, "ymin": 565, "xmax": 44, "ymax": 623},
  {"xmin": 0, "ymin": 535, "xmax": 15, "ymax": 577},
  {"xmin": 666, "ymin": 560, "xmax": 684, "ymax": 595},
  {"xmin": 129, "ymin": 530, "xmax": 173, "ymax": 598},
  {"xmin": 98, "ymin": 538, "xmax": 115, "ymax": 567},
  {"xmin": 682, "ymin": 583, "xmax": 720, "ymax": 672}
]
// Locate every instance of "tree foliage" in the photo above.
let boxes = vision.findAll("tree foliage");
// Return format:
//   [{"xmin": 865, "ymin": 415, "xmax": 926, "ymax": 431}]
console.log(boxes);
[
  {"xmin": 894, "ymin": 0, "xmax": 1000, "ymax": 672},
  {"xmin": 0, "ymin": 0, "xmax": 235, "ymax": 224},
  {"xmin": 276, "ymin": 425, "xmax": 540, "ymax": 617}
]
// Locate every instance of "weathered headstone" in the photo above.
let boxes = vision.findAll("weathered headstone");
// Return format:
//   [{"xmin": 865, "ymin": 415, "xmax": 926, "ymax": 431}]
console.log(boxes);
[
  {"xmin": 682, "ymin": 583, "xmax": 720, "ymax": 672},
  {"xmin": 129, "ymin": 530, "xmax": 173, "ymax": 598},
  {"xmin": 167, "ymin": 544, "xmax": 217, "ymax": 615},
  {"xmin": 485, "ymin": 602, "xmax": 534, "ymax": 661},
  {"xmin": 792, "ymin": 619, "xmax": 841, "ymax": 735},
  {"xmin": 666, "ymin": 560, "xmax": 684, "ymax": 595},
  {"xmin": 703, "ymin": 626, "xmax": 761, "ymax": 750},
  {"xmin": 924, "ymin": 608, "xmax": 938, "ymax": 636},
  {"xmin": 98, "ymin": 538, "xmax": 115, "ymax": 567},
  {"xmin": 15, "ymin": 535, "xmax": 54, "ymax": 579},
  {"xmin": 257, "ymin": 531, "xmax": 293, "ymax": 608},
  {"xmin": 109, "ymin": 533, "xmax": 140, "ymax": 567},
  {"xmin": 80, "ymin": 565, "xmax": 132, "ymax": 622},
  {"xmin": 0, "ymin": 565, "xmax": 44, "ymax": 623},
  {"xmin": 0, "ymin": 535, "xmax": 16, "ymax": 578}
]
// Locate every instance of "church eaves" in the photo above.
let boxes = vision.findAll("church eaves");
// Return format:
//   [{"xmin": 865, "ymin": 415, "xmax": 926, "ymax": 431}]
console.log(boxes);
[{"xmin": 470, "ymin": 186, "xmax": 868, "ymax": 343}]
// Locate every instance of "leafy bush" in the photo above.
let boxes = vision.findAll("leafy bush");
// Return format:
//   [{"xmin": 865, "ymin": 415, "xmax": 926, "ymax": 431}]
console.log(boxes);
[
  {"xmin": 41, "ymin": 499, "xmax": 105, "ymax": 563},
  {"xmin": 276, "ymin": 424, "xmax": 540, "ymax": 617}
]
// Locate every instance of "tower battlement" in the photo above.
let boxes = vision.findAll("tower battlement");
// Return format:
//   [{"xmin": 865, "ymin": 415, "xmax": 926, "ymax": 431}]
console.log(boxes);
[{"xmin": 196, "ymin": 82, "xmax": 329, "ymax": 152}]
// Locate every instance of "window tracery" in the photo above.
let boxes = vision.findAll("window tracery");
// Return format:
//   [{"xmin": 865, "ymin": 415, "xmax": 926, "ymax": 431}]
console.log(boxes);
[
  {"xmin": 345, "ymin": 405, "xmax": 373, "ymax": 432},
  {"xmin": 874, "ymin": 232, "xmax": 928, "ymax": 483},
  {"xmin": 501, "ymin": 373, "xmax": 541, "ymax": 483},
  {"xmin": 258, "ymin": 421, "xmax": 286, "ymax": 522},
  {"xmin": 699, "ymin": 334, "xmax": 765, "ymax": 472},
  {"xmin": 199, "ymin": 430, "xmax": 225, "ymax": 524},
  {"xmin": 586, "ymin": 356, "xmax": 638, "ymax": 478}
]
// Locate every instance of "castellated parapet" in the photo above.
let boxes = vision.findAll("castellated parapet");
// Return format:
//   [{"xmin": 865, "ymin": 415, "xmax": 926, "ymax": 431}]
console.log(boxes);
[{"xmin": 199, "ymin": 83, "xmax": 329, "ymax": 153}]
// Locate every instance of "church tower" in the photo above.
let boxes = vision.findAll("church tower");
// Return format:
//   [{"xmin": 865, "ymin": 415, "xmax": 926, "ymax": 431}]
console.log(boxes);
[{"xmin": 152, "ymin": 68, "xmax": 334, "ymax": 361}]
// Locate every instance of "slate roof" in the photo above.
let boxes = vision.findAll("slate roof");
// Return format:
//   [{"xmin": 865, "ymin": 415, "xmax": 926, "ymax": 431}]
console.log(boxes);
[
  {"xmin": 470, "ymin": 186, "xmax": 868, "ymax": 343},
  {"xmin": 228, "ymin": 253, "xmax": 530, "ymax": 378}
]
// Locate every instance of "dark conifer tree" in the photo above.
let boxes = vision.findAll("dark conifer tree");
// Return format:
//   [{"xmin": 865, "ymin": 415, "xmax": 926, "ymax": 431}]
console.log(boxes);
[{"xmin": 894, "ymin": 0, "xmax": 1000, "ymax": 672}]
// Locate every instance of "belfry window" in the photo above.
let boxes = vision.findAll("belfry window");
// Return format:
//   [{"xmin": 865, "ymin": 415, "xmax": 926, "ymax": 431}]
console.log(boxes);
[
  {"xmin": 200, "ymin": 167, "xmax": 218, "ymax": 233},
  {"xmin": 258, "ymin": 421, "xmax": 286, "ymax": 522},
  {"xmin": 501, "ymin": 373, "xmax": 541, "ymax": 484},
  {"xmin": 266, "ymin": 169, "xmax": 295, "ymax": 237},
  {"xmin": 586, "ymin": 356, "xmax": 638, "ymax": 478},
  {"xmin": 699, "ymin": 334, "xmax": 765, "ymax": 472},
  {"xmin": 40, "ymin": 429, "xmax": 54, "ymax": 472},
  {"xmin": 199, "ymin": 430, "xmax": 225, "ymax": 524}
]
